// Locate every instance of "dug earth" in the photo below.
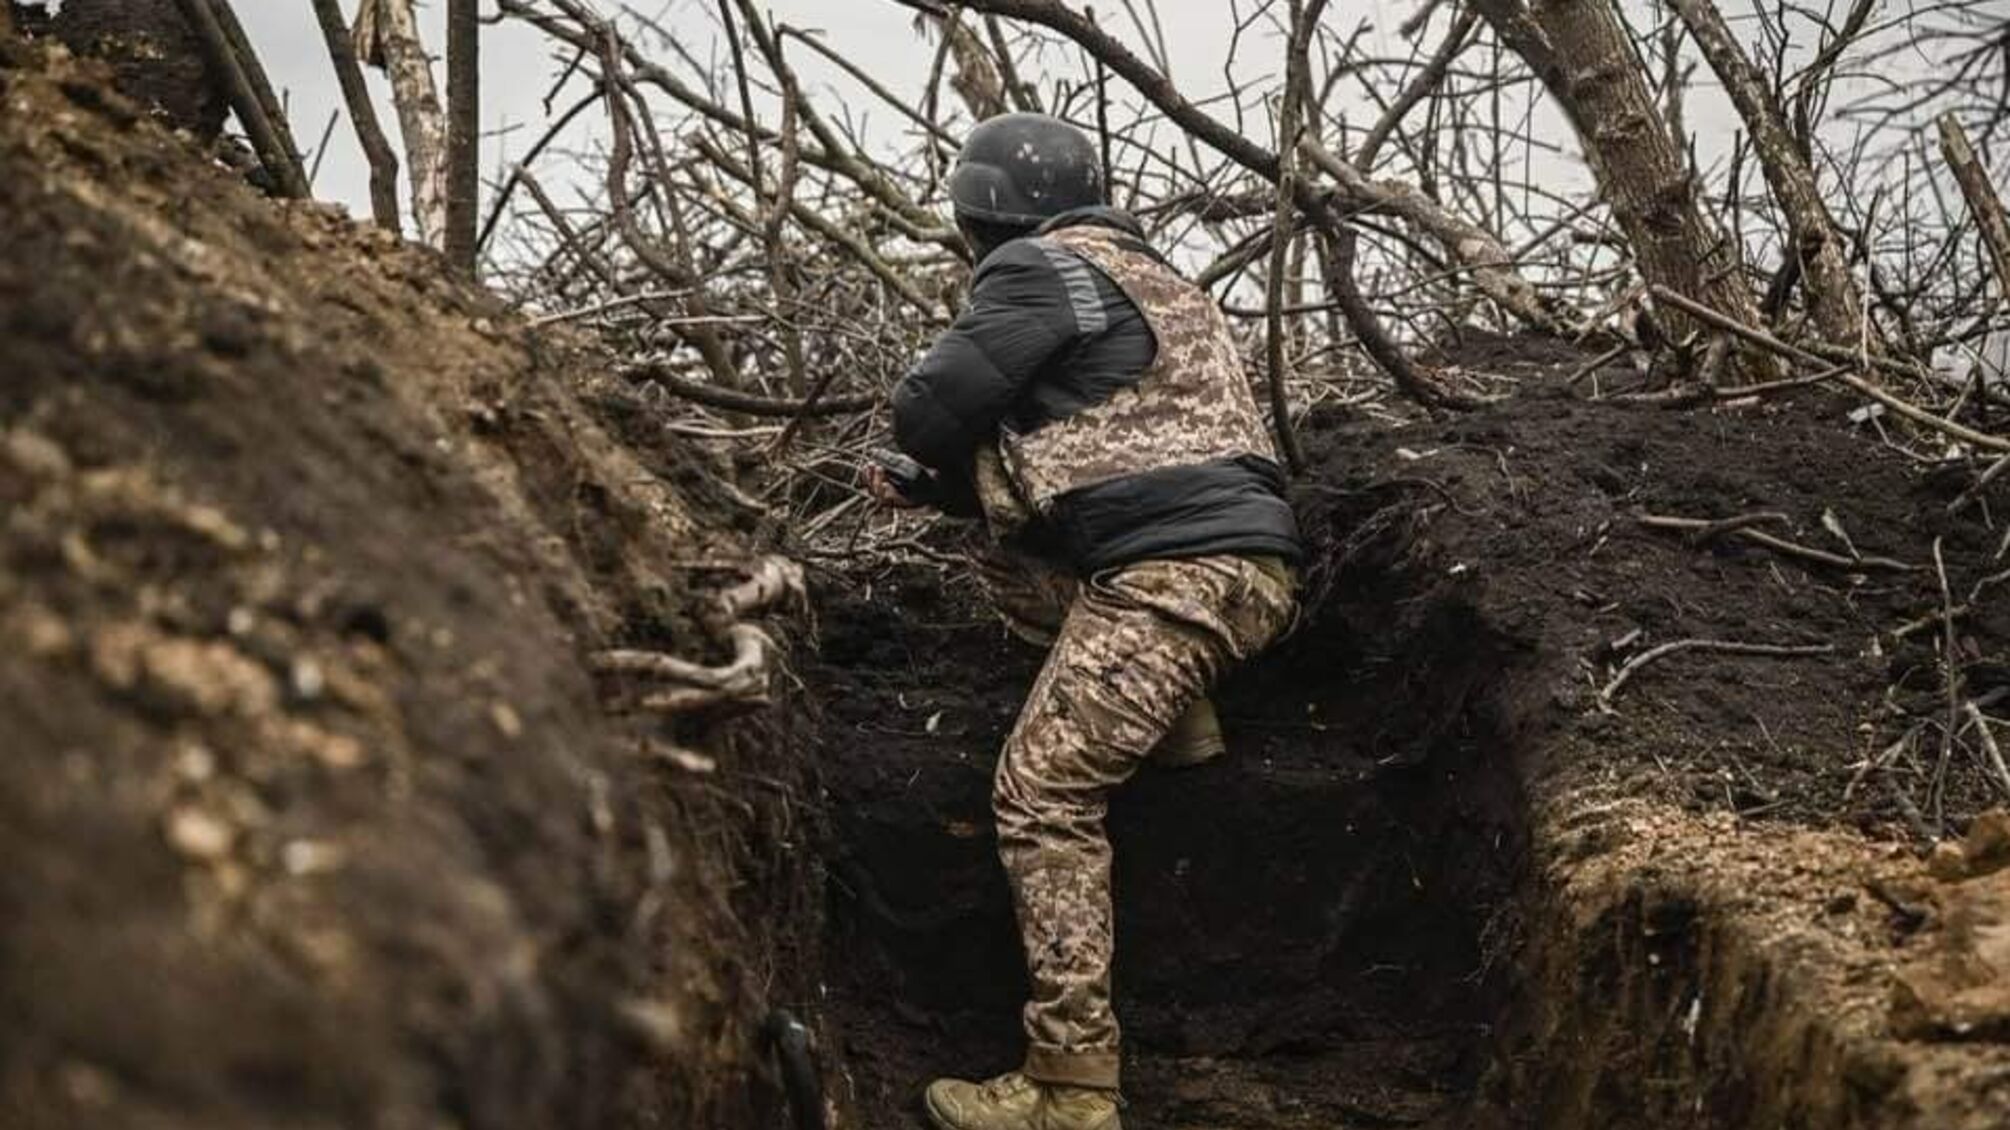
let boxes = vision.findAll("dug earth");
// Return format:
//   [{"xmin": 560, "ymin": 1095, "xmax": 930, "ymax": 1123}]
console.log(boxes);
[{"xmin": 3, "ymin": 26, "xmax": 2008, "ymax": 1130}]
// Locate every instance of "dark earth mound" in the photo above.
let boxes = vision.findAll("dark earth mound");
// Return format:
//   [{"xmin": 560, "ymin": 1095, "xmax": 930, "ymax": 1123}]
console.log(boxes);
[{"xmin": 49, "ymin": 0, "xmax": 226, "ymax": 139}]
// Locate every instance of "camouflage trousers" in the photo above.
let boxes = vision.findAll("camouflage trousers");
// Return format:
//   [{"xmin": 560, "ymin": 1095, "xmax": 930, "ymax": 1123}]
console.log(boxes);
[{"xmin": 971, "ymin": 543, "xmax": 1298, "ymax": 1089}]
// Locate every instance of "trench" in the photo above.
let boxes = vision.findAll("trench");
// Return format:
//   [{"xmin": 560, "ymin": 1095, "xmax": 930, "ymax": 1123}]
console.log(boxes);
[
  {"xmin": 5, "ymin": 31, "xmax": 2002, "ymax": 1125},
  {"xmin": 798, "ymin": 503, "xmax": 1544, "ymax": 1127},
  {"xmin": 763, "ymin": 379, "xmax": 2010, "ymax": 1128}
]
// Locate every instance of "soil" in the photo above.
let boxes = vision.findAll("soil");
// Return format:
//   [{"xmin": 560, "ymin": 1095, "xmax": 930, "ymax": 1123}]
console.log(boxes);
[
  {"xmin": 803, "ymin": 329, "xmax": 2010, "ymax": 1127},
  {"xmin": 6, "ymin": 22, "xmax": 2010, "ymax": 1130},
  {"xmin": 50, "ymin": 0, "xmax": 226, "ymax": 140},
  {"xmin": 0, "ymin": 36, "xmax": 813, "ymax": 1130}
]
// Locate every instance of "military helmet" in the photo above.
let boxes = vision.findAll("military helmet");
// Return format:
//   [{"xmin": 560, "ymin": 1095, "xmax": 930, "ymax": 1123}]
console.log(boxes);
[{"xmin": 947, "ymin": 113, "xmax": 1105, "ymax": 226}]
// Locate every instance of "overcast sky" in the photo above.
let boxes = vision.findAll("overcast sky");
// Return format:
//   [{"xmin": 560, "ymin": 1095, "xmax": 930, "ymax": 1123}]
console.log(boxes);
[
  {"xmin": 232, "ymin": 1, "xmax": 956, "ymax": 215},
  {"xmin": 179, "ymin": 1, "xmax": 1956, "ymax": 248},
  {"xmin": 221, "ymin": 0, "xmax": 1568, "ymax": 225}
]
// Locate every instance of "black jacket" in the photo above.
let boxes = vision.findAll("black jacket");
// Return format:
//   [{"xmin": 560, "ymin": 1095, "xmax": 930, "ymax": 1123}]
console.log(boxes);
[{"xmin": 892, "ymin": 208, "xmax": 1302, "ymax": 573}]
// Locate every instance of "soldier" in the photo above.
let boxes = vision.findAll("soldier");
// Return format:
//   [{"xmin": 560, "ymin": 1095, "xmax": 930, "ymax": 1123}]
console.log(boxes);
[{"xmin": 870, "ymin": 112, "xmax": 1303, "ymax": 1130}]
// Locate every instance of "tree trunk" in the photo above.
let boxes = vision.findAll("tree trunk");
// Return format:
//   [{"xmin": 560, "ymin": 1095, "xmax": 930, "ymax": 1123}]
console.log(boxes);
[
  {"xmin": 167, "ymin": 0, "xmax": 309, "ymax": 197},
  {"xmin": 1939, "ymin": 114, "xmax": 2010, "ymax": 313},
  {"xmin": 356, "ymin": 0, "xmax": 448, "ymax": 248},
  {"xmin": 1667, "ymin": 0, "xmax": 1863, "ymax": 344},
  {"xmin": 1472, "ymin": 0, "xmax": 1778, "ymax": 379},
  {"xmin": 310, "ymin": 0, "xmax": 400, "ymax": 233},
  {"xmin": 445, "ymin": 0, "xmax": 479, "ymax": 273},
  {"xmin": 927, "ymin": 10, "xmax": 1007, "ymax": 120}
]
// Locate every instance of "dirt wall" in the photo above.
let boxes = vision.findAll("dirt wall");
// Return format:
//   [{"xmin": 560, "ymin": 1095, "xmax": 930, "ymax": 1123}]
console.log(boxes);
[
  {"xmin": 0, "ymin": 35, "xmax": 813, "ymax": 1130},
  {"xmin": 799, "ymin": 333, "xmax": 2010, "ymax": 1127}
]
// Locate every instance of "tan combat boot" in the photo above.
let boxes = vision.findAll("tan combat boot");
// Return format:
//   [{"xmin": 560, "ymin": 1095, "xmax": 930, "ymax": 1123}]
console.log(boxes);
[
  {"xmin": 1148, "ymin": 695, "xmax": 1226, "ymax": 767},
  {"xmin": 923, "ymin": 1071, "xmax": 1122, "ymax": 1130}
]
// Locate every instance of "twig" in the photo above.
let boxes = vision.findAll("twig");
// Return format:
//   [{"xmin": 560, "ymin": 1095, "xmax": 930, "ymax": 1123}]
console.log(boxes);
[
  {"xmin": 1356, "ymin": 8, "xmax": 1479, "ymax": 172},
  {"xmin": 1263, "ymin": 0, "xmax": 1314, "ymax": 473},
  {"xmin": 207, "ymin": 0, "xmax": 309, "ymax": 187},
  {"xmin": 527, "ymin": 289, "xmax": 694, "ymax": 327},
  {"xmin": 477, "ymin": 91, "xmax": 596, "ymax": 254},
  {"xmin": 310, "ymin": 0, "xmax": 400, "ymax": 231},
  {"xmin": 1646, "ymin": 509, "xmax": 1790, "ymax": 544},
  {"xmin": 1933, "ymin": 537, "xmax": 1961, "ymax": 825},
  {"xmin": 1637, "ymin": 511, "xmax": 1918, "ymax": 572},
  {"xmin": 1948, "ymin": 450, "xmax": 2010, "ymax": 515},
  {"xmin": 1939, "ymin": 113, "xmax": 2010, "ymax": 312},
  {"xmin": 1649, "ymin": 285, "xmax": 2010, "ymax": 454},
  {"xmin": 1891, "ymin": 602, "xmax": 1973, "ymax": 642},
  {"xmin": 1566, "ymin": 342, "xmax": 1629, "ymax": 387},
  {"xmin": 1599, "ymin": 637, "xmax": 1835, "ymax": 709},
  {"xmin": 623, "ymin": 362, "xmax": 877, "ymax": 418},
  {"xmin": 1963, "ymin": 700, "xmax": 2010, "ymax": 800}
]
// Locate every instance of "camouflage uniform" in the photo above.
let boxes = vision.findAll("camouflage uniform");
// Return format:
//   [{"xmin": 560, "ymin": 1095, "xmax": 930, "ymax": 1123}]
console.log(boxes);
[
  {"xmin": 990, "ymin": 551, "xmax": 1294, "ymax": 1088},
  {"xmin": 969, "ymin": 224, "xmax": 1299, "ymax": 1090}
]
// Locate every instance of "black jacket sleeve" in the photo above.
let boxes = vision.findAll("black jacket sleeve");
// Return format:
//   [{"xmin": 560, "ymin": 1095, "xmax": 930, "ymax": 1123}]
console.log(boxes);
[{"xmin": 891, "ymin": 240, "xmax": 1079, "ymax": 475}]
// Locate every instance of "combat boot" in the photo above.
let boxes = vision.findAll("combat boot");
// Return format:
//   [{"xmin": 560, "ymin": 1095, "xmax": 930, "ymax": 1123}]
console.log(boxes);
[
  {"xmin": 1148, "ymin": 695, "xmax": 1225, "ymax": 767},
  {"xmin": 923, "ymin": 1071, "xmax": 1122, "ymax": 1130}
]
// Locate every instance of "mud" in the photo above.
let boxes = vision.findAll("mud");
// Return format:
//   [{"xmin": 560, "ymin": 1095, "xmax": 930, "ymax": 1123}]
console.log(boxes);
[{"xmin": 805, "ymin": 554, "xmax": 1528, "ymax": 1126}]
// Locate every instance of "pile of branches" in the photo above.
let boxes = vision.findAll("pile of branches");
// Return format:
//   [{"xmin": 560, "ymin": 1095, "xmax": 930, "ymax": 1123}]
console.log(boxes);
[
  {"xmin": 25, "ymin": 0, "xmax": 2009, "ymax": 826},
  {"xmin": 475, "ymin": 0, "xmax": 2009, "ymax": 504},
  {"xmin": 455, "ymin": 0, "xmax": 2010, "ymax": 831}
]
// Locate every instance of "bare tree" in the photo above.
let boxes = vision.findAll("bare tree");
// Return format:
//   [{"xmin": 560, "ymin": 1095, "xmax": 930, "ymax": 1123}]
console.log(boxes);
[
  {"xmin": 464, "ymin": 0, "xmax": 2010, "ymax": 568},
  {"xmin": 1469, "ymin": 0, "xmax": 1775, "ymax": 377},
  {"xmin": 445, "ymin": 0, "xmax": 480, "ymax": 272},
  {"xmin": 1666, "ymin": 0, "xmax": 1864, "ymax": 345},
  {"xmin": 1939, "ymin": 114, "xmax": 2010, "ymax": 307},
  {"xmin": 310, "ymin": 0, "xmax": 400, "ymax": 233},
  {"xmin": 356, "ymin": 0, "xmax": 448, "ymax": 247},
  {"xmin": 169, "ymin": 0, "xmax": 310, "ymax": 197}
]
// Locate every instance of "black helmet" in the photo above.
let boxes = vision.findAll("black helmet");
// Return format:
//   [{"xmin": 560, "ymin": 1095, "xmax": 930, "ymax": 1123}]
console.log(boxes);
[{"xmin": 948, "ymin": 113, "xmax": 1105, "ymax": 226}]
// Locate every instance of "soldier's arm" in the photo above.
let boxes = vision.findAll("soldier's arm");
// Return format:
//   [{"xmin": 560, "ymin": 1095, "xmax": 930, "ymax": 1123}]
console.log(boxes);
[{"xmin": 891, "ymin": 243, "xmax": 1079, "ymax": 476}]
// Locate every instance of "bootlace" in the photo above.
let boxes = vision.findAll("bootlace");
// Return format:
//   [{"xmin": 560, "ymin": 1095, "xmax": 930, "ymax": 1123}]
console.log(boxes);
[{"xmin": 979, "ymin": 1072, "xmax": 1034, "ymax": 1101}]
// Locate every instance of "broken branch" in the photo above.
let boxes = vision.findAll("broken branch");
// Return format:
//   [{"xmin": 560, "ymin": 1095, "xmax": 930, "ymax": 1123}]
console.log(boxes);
[{"xmin": 1599, "ymin": 638, "xmax": 1836, "ymax": 709}]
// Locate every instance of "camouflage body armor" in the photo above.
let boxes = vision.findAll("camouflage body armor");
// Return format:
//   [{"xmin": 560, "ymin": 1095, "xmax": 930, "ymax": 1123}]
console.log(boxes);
[{"xmin": 975, "ymin": 224, "xmax": 1277, "ymax": 534}]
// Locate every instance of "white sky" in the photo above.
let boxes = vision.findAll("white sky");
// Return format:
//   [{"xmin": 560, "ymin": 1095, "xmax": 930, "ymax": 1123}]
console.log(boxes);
[
  {"xmin": 182, "ymin": 1, "xmax": 1965, "ymax": 253},
  {"xmin": 227, "ymin": 1, "xmax": 1579, "ymax": 225}
]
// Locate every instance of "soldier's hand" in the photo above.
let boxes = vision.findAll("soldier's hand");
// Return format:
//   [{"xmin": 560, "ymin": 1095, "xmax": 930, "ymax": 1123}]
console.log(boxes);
[{"xmin": 865, "ymin": 465, "xmax": 923, "ymax": 509}]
